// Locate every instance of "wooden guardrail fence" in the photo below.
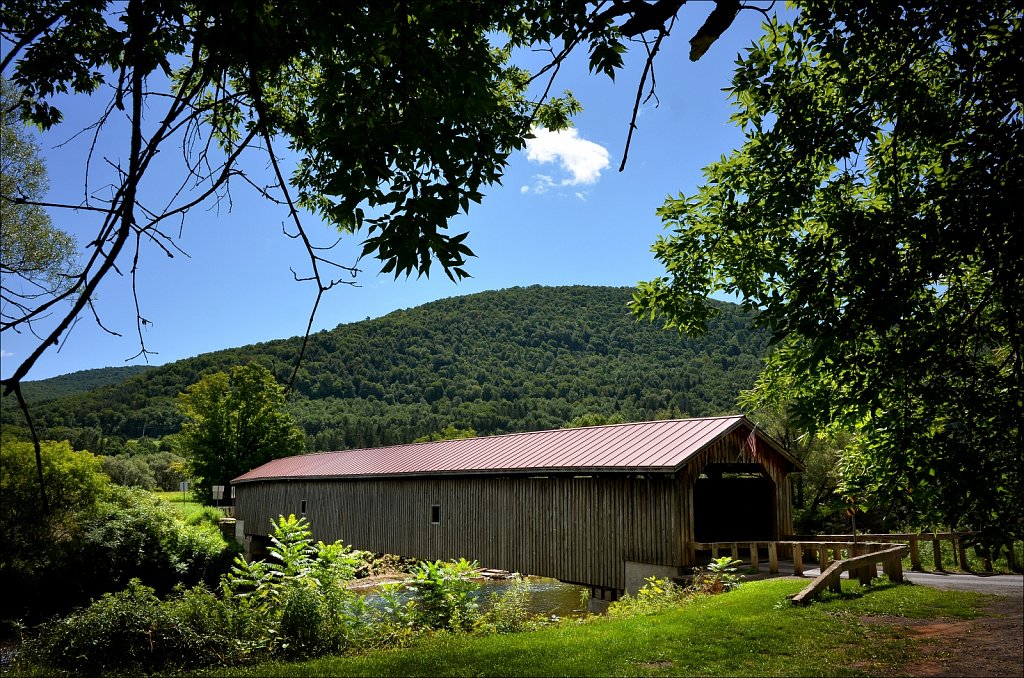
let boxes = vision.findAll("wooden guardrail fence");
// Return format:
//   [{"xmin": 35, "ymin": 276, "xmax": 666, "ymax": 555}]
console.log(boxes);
[
  {"xmin": 792, "ymin": 532, "xmax": 1019, "ymax": 572},
  {"xmin": 692, "ymin": 533, "xmax": 1018, "ymax": 577},
  {"xmin": 691, "ymin": 541, "xmax": 783, "ymax": 573},
  {"xmin": 692, "ymin": 539, "xmax": 899, "ymax": 576},
  {"xmin": 790, "ymin": 544, "xmax": 910, "ymax": 605}
]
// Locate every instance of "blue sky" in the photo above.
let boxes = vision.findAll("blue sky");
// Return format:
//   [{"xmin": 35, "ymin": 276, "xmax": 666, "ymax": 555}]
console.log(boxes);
[{"xmin": 2, "ymin": 4, "xmax": 789, "ymax": 381}]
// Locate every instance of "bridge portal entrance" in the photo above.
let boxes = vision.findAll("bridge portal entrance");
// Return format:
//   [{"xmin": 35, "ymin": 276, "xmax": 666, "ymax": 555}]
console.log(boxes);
[{"xmin": 693, "ymin": 463, "xmax": 776, "ymax": 543}]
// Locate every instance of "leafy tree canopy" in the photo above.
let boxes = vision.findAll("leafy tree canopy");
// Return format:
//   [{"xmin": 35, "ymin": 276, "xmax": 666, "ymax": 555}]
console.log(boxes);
[
  {"xmin": 5, "ymin": 287, "xmax": 770, "ymax": 449},
  {"xmin": 178, "ymin": 363, "xmax": 305, "ymax": 503},
  {"xmin": 633, "ymin": 1, "xmax": 1022, "ymax": 544},
  {"xmin": 0, "ymin": 439, "xmax": 108, "ymax": 566},
  {"xmin": 413, "ymin": 425, "xmax": 478, "ymax": 443},
  {"xmin": 0, "ymin": 77, "xmax": 77, "ymax": 315}
]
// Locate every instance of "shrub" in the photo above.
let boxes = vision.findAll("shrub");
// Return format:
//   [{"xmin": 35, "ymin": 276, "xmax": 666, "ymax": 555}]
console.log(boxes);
[
  {"xmin": 73, "ymin": 486, "xmax": 232, "ymax": 597},
  {"xmin": 477, "ymin": 576, "xmax": 545, "ymax": 633},
  {"xmin": 18, "ymin": 516, "xmax": 546, "ymax": 672},
  {"xmin": 1, "ymin": 441, "xmax": 234, "ymax": 624},
  {"xmin": 278, "ymin": 584, "xmax": 332, "ymax": 658},
  {"xmin": 20, "ymin": 580, "xmax": 243, "ymax": 674},
  {"xmin": 222, "ymin": 514, "xmax": 373, "ymax": 657},
  {"xmin": 608, "ymin": 576, "xmax": 690, "ymax": 617},
  {"xmin": 406, "ymin": 558, "xmax": 481, "ymax": 632},
  {"xmin": 690, "ymin": 556, "xmax": 745, "ymax": 594},
  {"xmin": 1, "ymin": 440, "xmax": 109, "ymax": 620}
]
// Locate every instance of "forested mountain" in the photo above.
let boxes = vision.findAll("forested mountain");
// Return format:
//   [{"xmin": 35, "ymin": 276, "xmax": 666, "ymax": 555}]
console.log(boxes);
[
  {"xmin": 2, "ymin": 286, "xmax": 770, "ymax": 452},
  {"xmin": 8, "ymin": 365, "xmax": 154, "ymax": 403}
]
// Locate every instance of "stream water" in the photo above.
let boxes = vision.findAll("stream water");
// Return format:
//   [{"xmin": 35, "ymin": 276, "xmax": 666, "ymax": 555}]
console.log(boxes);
[{"xmin": 359, "ymin": 576, "xmax": 591, "ymax": 619}]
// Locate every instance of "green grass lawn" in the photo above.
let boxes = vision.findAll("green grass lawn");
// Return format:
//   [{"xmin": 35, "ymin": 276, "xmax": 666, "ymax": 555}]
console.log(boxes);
[
  {"xmin": 198, "ymin": 578, "xmax": 989, "ymax": 677},
  {"xmin": 151, "ymin": 490, "xmax": 211, "ymax": 522}
]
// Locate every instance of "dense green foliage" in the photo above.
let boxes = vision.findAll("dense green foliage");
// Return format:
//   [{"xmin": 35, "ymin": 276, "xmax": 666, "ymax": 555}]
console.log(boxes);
[
  {"xmin": 632, "ymin": 2, "xmax": 1022, "ymax": 545},
  {"xmin": 20, "ymin": 515, "xmax": 541, "ymax": 673},
  {"xmin": 102, "ymin": 447, "xmax": 187, "ymax": 491},
  {"xmin": 75, "ymin": 485, "xmax": 231, "ymax": 596},
  {"xmin": 3, "ymin": 287, "xmax": 770, "ymax": 450},
  {"xmin": 178, "ymin": 364, "xmax": 305, "ymax": 501},
  {"xmin": 0, "ymin": 77, "xmax": 78, "ymax": 313},
  {"xmin": 5, "ymin": 365, "xmax": 153, "ymax": 404},
  {"xmin": 0, "ymin": 439, "xmax": 231, "ymax": 622},
  {"xmin": 0, "ymin": 440, "xmax": 109, "ymax": 610}
]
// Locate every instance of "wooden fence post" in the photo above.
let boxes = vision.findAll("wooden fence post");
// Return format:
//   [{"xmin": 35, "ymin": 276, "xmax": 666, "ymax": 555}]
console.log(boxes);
[
  {"xmin": 749, "ymin": 542, "xmax": 760, "ymax": 572},
  {"xmin": 829, "ymin": 569, "xmax": 842, "ymax": 593},
  {"xmin": 957, "ymin": 536, "xmax": 970, "ymax": 572},
  {"xmin": 856, "ymin": 544, "xmax": 873, "ymax": 585},
  {"xmin": 909, "ymin": 536, "xmax": 922, "ymax": 571},
  {"xmin": 793, "ymin": 543, "xmax": 804, "ymax": 576},
  {"xmin": 768, "ymin": 542, "xmax": 779, "ymax": 574},
  {"xmin": 932, "ymin": 535, "xmax": 944, "ymax": 571},
  {"xmin": 882, "ymin": 551, "xmax": 904, "ymax": 583},
  {"xmin": 975, "ymin": 543, "xmax": 993, "ymax": 573}
]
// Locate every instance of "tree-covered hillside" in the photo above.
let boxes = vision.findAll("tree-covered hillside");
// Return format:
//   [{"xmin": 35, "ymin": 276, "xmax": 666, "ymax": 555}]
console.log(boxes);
[
  {"xmin": 9, "ymin": 365, "xmax": 154, "ymax": 403},
  {"xmin": 3, "ymin": 286, "xmax": 770, "ymax": 451}
]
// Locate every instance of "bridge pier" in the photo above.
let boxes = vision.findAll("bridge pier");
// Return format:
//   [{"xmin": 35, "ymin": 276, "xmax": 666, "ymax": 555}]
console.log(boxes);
[{"xmin": 588, "ymin": 586, "xmax": 621, "ymax": 613}]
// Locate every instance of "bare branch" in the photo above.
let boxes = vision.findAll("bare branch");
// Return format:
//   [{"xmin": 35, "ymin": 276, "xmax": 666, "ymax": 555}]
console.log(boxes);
[
  {"xmin": 619, "ymin": 25, "xmax": 670, "ymax": 172},
  {"xmin": 10, "ymin": 383, "xmax": 48, "ymax": 515},
  {"xmin": 739, "ymin": 1, "xmax": 778, "ymax": 24},
  {"xmin": 246, "ymin": 69, "xmax": 360, "ymax": 391},
  {"xmin": 86, "ymin": 298, "xmax": 122, "ymax": 338},
  {"xmin": 0, "ymin": 195, "xmax": 113, "ymax": 214}
]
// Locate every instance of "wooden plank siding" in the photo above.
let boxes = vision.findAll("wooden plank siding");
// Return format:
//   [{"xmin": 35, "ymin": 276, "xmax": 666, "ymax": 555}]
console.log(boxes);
[
  {"xmin": 236, "ymin": 473, "xmax": 685, "ymax": 591},
  {"xmin": 234, "ymin": 421, "xmax": 798, "ymax": 592}
]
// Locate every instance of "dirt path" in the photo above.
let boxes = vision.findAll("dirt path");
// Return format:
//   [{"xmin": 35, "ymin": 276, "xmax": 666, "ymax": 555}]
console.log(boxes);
[{"xmin": 871, "ymin": 574, "xmax": 1023, "ymax": 677}]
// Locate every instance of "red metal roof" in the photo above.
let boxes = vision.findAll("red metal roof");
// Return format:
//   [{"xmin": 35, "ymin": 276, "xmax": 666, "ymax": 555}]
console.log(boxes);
[{"xmin": 234, "ymin": 415, "xmax": 791, "ymax": 483}]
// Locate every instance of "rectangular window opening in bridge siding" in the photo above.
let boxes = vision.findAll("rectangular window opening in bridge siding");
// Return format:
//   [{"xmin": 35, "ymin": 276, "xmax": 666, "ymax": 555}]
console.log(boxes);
[
  {"xmin": 300, "ymin": 499, "xmax": 307, "ymax": 514},
  {"xmin": 431, "ymin": 504, "xmax": 441, "ymax": 525}
]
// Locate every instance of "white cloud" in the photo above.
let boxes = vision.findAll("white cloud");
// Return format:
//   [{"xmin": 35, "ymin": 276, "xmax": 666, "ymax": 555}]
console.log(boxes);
[{"xmin": 523, "ymin": 127, "xmax": 610, "ymax": 190}]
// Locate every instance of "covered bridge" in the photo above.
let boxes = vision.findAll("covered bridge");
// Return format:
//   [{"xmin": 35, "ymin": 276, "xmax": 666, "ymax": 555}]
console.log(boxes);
[{"xmin": 233, "ymin": 415, "xmax": 803, "ymax": 603}]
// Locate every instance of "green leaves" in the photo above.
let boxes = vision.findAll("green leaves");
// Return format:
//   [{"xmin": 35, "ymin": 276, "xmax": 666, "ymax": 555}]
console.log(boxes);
[
  {"xmin": 0, "ymin": 78, "xmax": 79, "ymax": 302},
  {"xmin": 634, "ymin": 1, "xmax": 1023, "ymax": 545},
  {"xmin": 223, "ymin": 514, "xmax": 362, "ymax": 610},
  {"xmin": 406, "ymin": 558, "xmax": 481, "ymax": 631},
  {"xmin": 177, "ymin": 364, "xmax": 305, "ymax": 503},
  {"xmin": 588, "ymin": 35, "xmax": 626, "ymax": 80}
]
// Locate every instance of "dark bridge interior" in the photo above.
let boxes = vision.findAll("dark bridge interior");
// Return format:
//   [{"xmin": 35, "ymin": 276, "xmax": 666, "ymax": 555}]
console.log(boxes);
[{"xmin": 693, "ymin": 463, "xmax": 776, "ymax": 543}]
